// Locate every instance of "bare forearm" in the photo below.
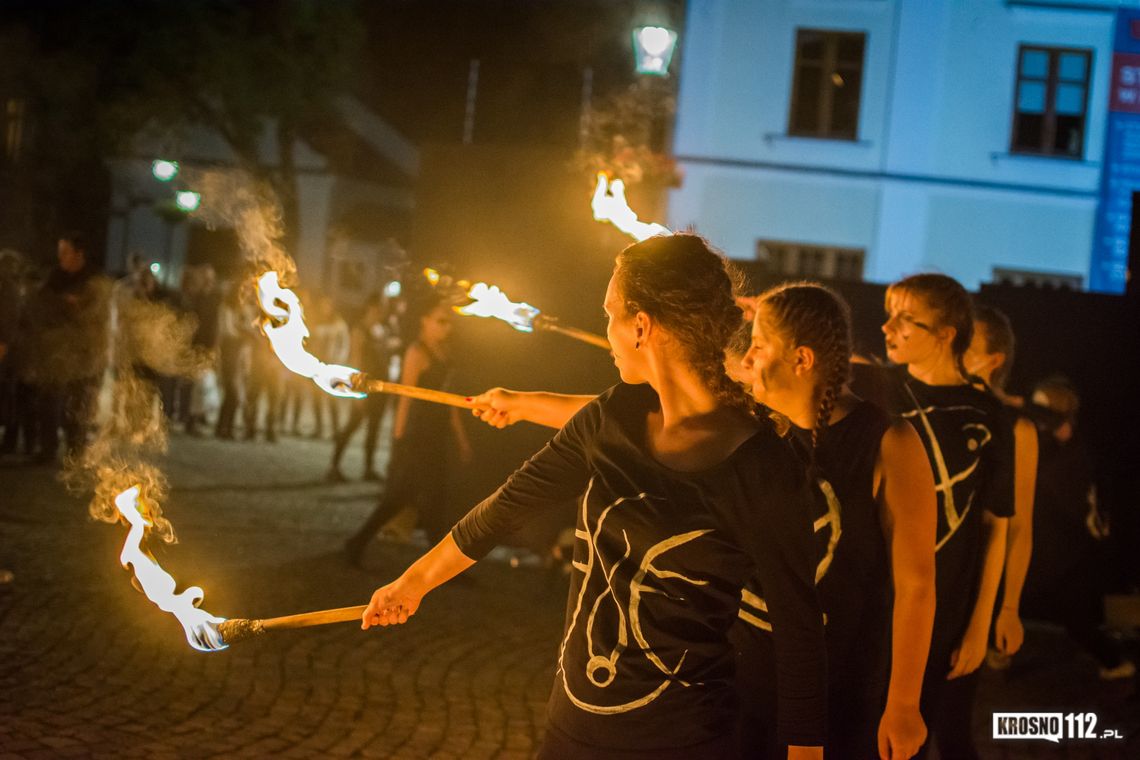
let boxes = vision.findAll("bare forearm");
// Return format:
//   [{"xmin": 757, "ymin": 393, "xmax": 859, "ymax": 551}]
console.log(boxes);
[
  {"xmin": 1003, "ymin": 420, "xmax": 1037, "ymax": 611},
  {"xmin": 1001, "ymin": 519, "xmax": 1032, "ymax": 611},
  {"xmin": 403, "ymin": 533, "xmax": 476, "ymax": 593},
  {"xmin": 886, "ymin": 582, "xmax": 935, "ymax": 708},
  {"xmin": 970, "ymin": 518, "xmax": 1009, "ymax": 630}
]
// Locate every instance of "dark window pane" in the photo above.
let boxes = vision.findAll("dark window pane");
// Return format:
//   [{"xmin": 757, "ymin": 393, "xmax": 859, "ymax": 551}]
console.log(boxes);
[
  {"xmin": 836, "ymin": 34, "xmax": 864, "ymax": 65},
  {"xmin": 831, "ymin": 73, "xmax": 862, "ymax": 137},
  {"xmin": 791, "ymin": 65, "xmax": 823, "ymax": 133},
  {"xmin": 1055, "ymin": 83, "xmax": 1086, "ymax": 116},
  {"xmin": 1055, "ymin": 115, "xmax": 1084, "ymax": 156},
  {"xmin": 1017, "ymin": 81, "xmax": 1047, "ymax": 113},
  {"xmin": 1058, "ymin": 52, "xmax": 1088, "ymax": 82},
  {"xmin": 790, "ymin": 30, "xmax": 864, "ymax": 140},
  {"xmin": 1013, "ymin": 113, "xmax": 1045, "ymax": 151},
  {"xmin": 798, "ymin": 31, "xmax": 825, "ymax": 61},
  {"xmin": 1020, "ymin": 48, "xmax": 1049, "ymax": 78}
]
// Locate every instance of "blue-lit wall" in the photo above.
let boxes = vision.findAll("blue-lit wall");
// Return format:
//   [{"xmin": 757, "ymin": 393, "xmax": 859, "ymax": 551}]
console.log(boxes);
[{"xmin": 668, "ymin": 0, "xmax": 1125, "ymax": 290}]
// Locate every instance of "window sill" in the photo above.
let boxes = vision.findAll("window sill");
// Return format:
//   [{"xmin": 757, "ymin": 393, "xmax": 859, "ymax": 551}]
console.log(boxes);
[
  {"xmin": 989, "ymin": 151, "xmax": 1099, "ymax": 167},
  {"xmin": 764, "ymin": 132, "xmax": 874, "ymax": 147}
]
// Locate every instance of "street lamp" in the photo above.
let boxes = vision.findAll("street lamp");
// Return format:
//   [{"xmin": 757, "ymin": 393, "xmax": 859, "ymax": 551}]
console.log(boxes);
[
  {"xmin": 632, "ymin": 26, "xmax": 678, "ymax": 76},
  {"xmin": 175, "ymin": 190, "xmax": 201, "ymax": 212},
  {"xmin": 151, "ymin": 159, "xmax": 179, "ymax": 182}
]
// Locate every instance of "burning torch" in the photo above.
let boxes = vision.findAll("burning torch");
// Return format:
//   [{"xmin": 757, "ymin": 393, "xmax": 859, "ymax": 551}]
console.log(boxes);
[
  {"xmin": 255, "ymin": 271, "xmax": 474, "ymax": 408},
  {"xmin": 424, "ymin": 269, "xmax": 610, "ymax": 350},
  {"xmin": 591, "ymin": 172, "xmax": 671, "ymax": 242}
]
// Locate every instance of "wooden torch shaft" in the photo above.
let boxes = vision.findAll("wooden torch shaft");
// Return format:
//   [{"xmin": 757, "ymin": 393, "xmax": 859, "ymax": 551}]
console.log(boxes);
[
  {"xmin": 261, "ymin": 604, "xmax": 369, "ymax": 630},
  {"xmin": 538, "ymin": 322, "xmax": 610, "ymax": 350},
  {"xmin": 355, "ymin": 377, "xmax": 473, "ymax": 408}
]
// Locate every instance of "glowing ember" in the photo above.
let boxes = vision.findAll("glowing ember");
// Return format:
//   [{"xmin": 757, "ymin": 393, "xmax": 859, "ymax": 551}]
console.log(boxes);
[
  {"xmin": 255, "ymin": 271, "xmax": 365, "ymax": 398},
  {"xmin": 114, "ymin": 487, "xmax": 226, "ymax": 652},
  {"xmin": 455, "ymin": 282, "xmax": 542, "ymax": 333},
  {"xmin": 591, "ymin": 172, "xmax": 671, "ymax": 242}
]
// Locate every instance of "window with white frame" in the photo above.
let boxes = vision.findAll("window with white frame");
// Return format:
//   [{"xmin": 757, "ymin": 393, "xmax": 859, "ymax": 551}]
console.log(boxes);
[{"xmin": 757, "ymin": 240, "xmax": 865, "ymax": 281}]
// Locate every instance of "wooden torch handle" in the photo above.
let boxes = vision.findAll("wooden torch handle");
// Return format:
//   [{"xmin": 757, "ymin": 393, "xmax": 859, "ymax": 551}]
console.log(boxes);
[
  {"xmin": 353, "ymin": 376, "xmax": 473, "ymax": 408},
  {"xmin": 261, "ymin": 604, "xmax": 369, "ymax": 630}
]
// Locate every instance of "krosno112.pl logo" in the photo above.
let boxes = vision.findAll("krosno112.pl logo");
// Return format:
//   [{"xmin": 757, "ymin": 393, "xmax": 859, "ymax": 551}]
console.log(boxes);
[{"xmin": 993, "ymin": 713, "xmax": 1123, "ymax": 742}]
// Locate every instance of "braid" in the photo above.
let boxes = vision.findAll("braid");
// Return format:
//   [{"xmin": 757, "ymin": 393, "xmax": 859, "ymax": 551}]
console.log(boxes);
[{"xmin": 758, "ymin": 281, "xmax": 853, "ymax": 454}]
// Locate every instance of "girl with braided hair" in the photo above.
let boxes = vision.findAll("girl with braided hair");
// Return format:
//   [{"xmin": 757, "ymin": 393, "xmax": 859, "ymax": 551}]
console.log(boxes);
[
  {"xmin": 850, "ymin": 273, "xmax": 1015, "ymax": 760},
  {"xmin": 361, "ymin": 234, "xmax": 826, "ymax": 760},
  {"xmin": 734, "ymin": 282, "xmax": 936, "ymax": 760}
]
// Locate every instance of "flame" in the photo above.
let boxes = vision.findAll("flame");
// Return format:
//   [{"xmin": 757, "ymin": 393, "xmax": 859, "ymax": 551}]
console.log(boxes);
[
  {"xmin": 114, "ymin": 487, "xmax": 226, "ymax": 652},
  {"xmin": 255, "ymin": 271, "xmax": 365, "ymax": 398},
  {"xmin": 591, "ymin": 172, "xmax": 672, "ymax": 242},
  {"xmin": 455, "ymin": 282, "xmax": 542, "ymax": 333},
  {"xmin": 423, "ymin": 267, "xmax": 441, "ymax": 287}
]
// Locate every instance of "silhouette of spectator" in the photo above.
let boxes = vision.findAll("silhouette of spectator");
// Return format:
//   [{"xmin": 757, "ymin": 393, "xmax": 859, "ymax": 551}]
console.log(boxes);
[{"xmin": 1020, "ymin": 376, "xmax": 1134, "ymax": 680}]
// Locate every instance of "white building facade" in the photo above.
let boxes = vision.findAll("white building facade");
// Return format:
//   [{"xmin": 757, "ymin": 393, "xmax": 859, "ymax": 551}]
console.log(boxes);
[{"xmin": 668, "ymin": 0, "xmax": 1133, "ymax": 291}]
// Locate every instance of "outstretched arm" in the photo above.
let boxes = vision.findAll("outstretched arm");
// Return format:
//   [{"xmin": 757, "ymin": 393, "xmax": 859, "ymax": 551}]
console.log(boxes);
[
  {"xmin": 994, "ymin": 417, "xmax": 1037, "ymax": 655},
  {"xmin": 876, "ymin": 421, "xmax": 937, "ymax": 760},
  {"xmin": 362, "ymin": 533, "xmax": 475, "ymax": 628},
  {"xmin": 469, "ymin": 388, "xmax": 594, "ymax": 430}
]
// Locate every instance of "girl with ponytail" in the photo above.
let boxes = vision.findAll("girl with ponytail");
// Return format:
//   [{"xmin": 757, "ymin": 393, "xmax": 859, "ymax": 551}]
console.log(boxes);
[
  {"xmin": 363, "ymin": 234, "xmax": 827, "ymax": 760},
  {"xmin": 734, "ymin": 282, "xmax": 936, "ymax": 760},
  {"xmin": 851, "ymin": 273, "xmax": 1016, "ymax": 760}
]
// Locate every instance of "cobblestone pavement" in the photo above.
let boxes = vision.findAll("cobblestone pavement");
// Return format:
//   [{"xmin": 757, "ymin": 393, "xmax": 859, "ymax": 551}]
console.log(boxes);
[{"xmin": 1, "ymin": 431, "xmax": 1137, "ymax": 758}]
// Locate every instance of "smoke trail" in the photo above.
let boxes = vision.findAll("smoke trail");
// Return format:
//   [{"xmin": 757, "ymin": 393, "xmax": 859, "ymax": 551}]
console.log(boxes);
[
  {"xmin": 186, "ymin": 168, "xmax": 297, "ymax": 282},
  {"xmin": 69, "ymin": 166, "xmax": 294, "ymax": 550}
]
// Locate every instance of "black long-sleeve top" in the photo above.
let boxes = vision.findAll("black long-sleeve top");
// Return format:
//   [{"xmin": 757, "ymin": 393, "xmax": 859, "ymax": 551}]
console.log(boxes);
[{"xmin": 452, "ymin": 383, "xmax": 827, "ymax": 751}]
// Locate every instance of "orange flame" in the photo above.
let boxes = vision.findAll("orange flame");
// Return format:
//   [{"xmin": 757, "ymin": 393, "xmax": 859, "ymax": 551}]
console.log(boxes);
[
  {"xmin": 114, "ymin": 486, "xmax": 226, "ymax": 652},
  {"xmin": 591, "ymin": 172, "xmax": 671, "ymax": 242},
  {"xmin": 255, "ymin": 271, "xmax": 365, "ymax": 398},
  {"xmin": 455, "ymin": 282, "xmax": 541, "ymax": 332}
]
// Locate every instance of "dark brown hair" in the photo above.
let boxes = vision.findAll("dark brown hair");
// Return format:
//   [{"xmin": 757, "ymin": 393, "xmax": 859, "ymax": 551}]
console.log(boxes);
[
  {"xmin": 615, "ymin": 233, "xmax": 753, "ymax": 414},
  {"xmin": 886, "ymin": 273, "xmax": 975, "ymax": 379},
  {"xmin": 759, "ymin": 282, "xmax": 852, "ymax": 449},
  {"xmin": 974, "ymin": 304, "xmax": 1015, "ymax": 390}
]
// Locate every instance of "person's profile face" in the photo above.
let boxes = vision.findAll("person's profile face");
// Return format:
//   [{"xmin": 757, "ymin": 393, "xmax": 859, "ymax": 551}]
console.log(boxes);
[
  {"xmin": 882, "ymin": 290, "xmax": 942, "ymax": 366},
  {"xmin": 743, "ymin": 306, "xmax": 799, "ymax": 413},
  {"xmin": 603, "ymin": 272, "xmax": 645, "ymax": 384},
  {"xmin": 57, "ymin": 240, "xmax": 84, "ymax": 273}
]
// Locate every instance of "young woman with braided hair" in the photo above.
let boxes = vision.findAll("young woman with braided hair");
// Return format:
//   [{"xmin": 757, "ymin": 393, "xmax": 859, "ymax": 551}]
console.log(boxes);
[
  {"xmin": 362, "ymin": 234, "xmax": 826, "ymax": 760},
  {"xmin": 733, "ymin": 282, "xmax": 936, "ymax": 760},
  {"xmin": 851, "ymin": 273, "xmax": 1015, "ymax": 760}
]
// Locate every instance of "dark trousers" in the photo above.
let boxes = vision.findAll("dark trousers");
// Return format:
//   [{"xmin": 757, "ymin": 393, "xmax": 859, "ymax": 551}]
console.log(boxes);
[
  {"xmin": 34, "ymin": 377, "xmax": 98, "ymax": 459},
  {"xmin": 243, "ymin": 364, "xmax": 282, "ymax": 438},
  {"xmin": 311, "ymin": 385, "xmax": 343, "ymax": 438},
  {"xmin": 1, "ymin": 375, "xmax": 36, "ymax": 454},
  {"xmin": 215, "ymin": 341, "xmax": 244, "ymax": 437},
  {"xmin": 331, "ymin": 394, "xmax": 387, "ymax": 471},
  {"xmin": 346, "ymin": 436, "xmax": 448, "ymax": 550}
]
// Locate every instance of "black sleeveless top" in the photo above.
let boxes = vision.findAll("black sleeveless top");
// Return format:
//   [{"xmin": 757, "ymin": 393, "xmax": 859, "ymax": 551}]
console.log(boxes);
[
  {"xmin": 850, "ymin": 363, "xmax": 1014, "ymax": 653},
  {"xmin": 738, "ymin": 400, "xmax": 893, "ymax": 687},
  {"xmin": 399, "ymin": 342, "xmax": 454, "ymax": 454}
]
